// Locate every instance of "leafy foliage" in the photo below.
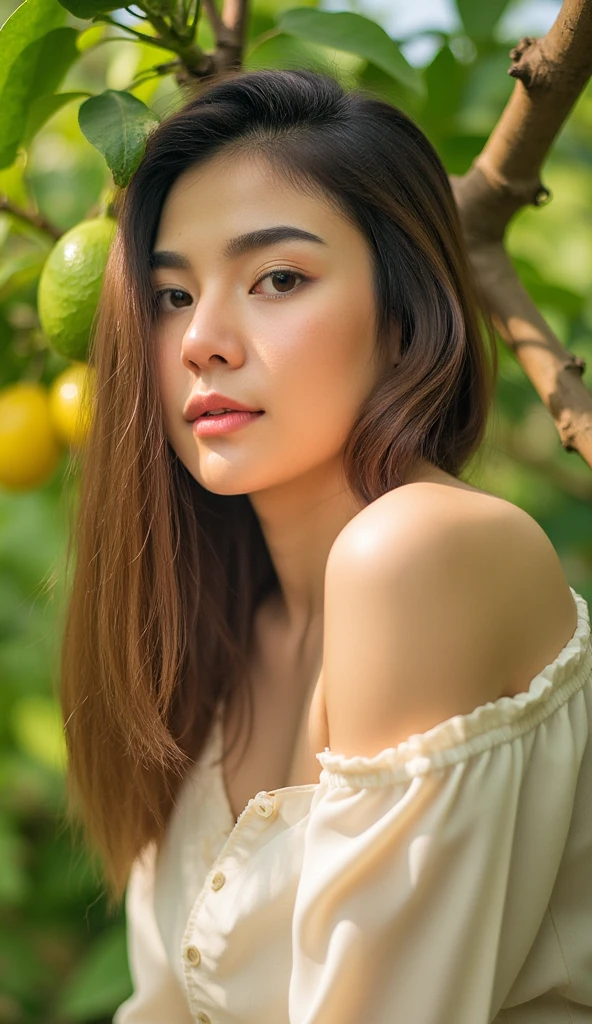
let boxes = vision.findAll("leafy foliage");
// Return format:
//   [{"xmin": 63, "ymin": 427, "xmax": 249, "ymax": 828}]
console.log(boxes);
[
  {"xmin": 78, "ymin": 89, "xmax": 160, "ymax": 186},
  {"xmin": 456, "ymin": 0, "xmax": 513, "ymax": 43},
  {"xmin": 57, "ymin": 0, "xmax": 122, "ymax": 18},
  {"xmin": 0, "ymin": 0, "xmax": 69, "ymax": 169},
  {"xmin": 277, "ymin": 8, "xmax": 425, "ymax": 96}
]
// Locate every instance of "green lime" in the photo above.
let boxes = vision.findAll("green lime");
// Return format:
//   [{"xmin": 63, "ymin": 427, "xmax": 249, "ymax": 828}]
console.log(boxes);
[{"xmin": 37, "ymin": 216, "xmax": 117, "ymax": 361}]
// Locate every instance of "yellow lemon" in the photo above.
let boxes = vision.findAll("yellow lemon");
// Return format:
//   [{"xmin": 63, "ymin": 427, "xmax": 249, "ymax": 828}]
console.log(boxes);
[
  {"xmin": 49, "ymin": 363, "xmax": 95, "ymax": 447},
  {"xmin": 37, "ymin": 216, "xmax": 117, "ymax": 361},
  {"xmin": 0, "ymin": 381, "xmax": 62, "ymax": 490}
]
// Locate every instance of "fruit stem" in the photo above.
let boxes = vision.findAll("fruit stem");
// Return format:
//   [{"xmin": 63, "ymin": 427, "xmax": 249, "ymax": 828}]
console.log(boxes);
[{"xmin": 93, "ymin": 186, "xmax": 121, "ymax": 221}]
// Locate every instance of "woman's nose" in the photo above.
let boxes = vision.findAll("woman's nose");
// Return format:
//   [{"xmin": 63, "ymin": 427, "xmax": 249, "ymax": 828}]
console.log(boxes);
[{"xmin": 180, "ymin": 295, "xmax": 245, "ymax": 370}]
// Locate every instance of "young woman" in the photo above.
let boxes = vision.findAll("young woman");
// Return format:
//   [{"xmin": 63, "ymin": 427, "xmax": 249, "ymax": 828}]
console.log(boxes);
[{"xmin": 60, "ymin": 68, "xmax": 592, "ymax": 1023}]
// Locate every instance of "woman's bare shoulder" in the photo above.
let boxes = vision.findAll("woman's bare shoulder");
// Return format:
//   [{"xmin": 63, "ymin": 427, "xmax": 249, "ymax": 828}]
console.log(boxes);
[{"xmin": 334, "ymin": 467, "xmax": 578, "ymax": 705}]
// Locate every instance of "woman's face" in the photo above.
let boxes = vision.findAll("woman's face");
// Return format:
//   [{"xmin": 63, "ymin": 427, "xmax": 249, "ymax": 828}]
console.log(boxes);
[{"xmin": 150, "ymin": 151, "xmax": 397, "ymax": 498}]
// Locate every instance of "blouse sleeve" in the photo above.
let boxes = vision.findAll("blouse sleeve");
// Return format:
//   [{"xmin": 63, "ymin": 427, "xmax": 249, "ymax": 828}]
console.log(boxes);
[
  {"xmin": 288, "ymin": 602, "xmax": 591, "ymax": 1024},
  {"xmin": 112, "ymin": 842, "xmax": 194, "ymax": 1024}
]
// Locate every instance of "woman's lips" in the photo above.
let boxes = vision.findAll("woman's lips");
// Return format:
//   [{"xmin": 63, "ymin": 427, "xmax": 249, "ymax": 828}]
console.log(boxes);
[{"xmin": 193, "ymin": 410, "xmax": 264, "ymax": 436}]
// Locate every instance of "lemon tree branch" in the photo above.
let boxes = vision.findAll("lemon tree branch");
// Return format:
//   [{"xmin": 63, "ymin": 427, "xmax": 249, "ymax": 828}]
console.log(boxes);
[
  {"xmin": 0, "ymin": 195, "xmax": 62, "ymax": 240},
  {"xmin": 170, "ymin": 0, "xmax": 247, "ymax": 89},
  {"xmin": 452, "ymin": 0, "xmax": 592, "ymax": 470}
]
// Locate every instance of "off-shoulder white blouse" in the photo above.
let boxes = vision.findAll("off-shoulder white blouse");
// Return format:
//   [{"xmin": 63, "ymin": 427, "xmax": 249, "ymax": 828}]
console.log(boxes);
[{"xmin": 113, "ymin": 586, "xmax": 592, "ymax": 1024}]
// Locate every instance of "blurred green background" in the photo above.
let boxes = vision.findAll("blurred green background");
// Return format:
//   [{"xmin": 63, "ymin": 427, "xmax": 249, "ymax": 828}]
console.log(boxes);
[{"xmin": 1, "ymin": 0, "xmax": 591, "ymax": 1020}]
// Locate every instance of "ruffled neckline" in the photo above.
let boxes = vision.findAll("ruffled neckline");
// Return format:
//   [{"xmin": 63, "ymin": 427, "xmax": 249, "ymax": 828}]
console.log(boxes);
[{"xmin": 317, "ymin": 587, "xmax": 591, "ymax": 784}]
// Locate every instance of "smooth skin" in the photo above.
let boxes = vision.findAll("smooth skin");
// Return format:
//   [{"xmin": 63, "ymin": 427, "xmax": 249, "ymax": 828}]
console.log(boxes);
[
  {"xmin": 151, "ymin": 149, "xmax": 436, "ymax": 661},
  {"xmin": 151, "ymin": 149, "xmax": 578, "ymax": 770},
  {"xmin": 323, "ymin": 487, "xmax": 579, "ymax": 759}
]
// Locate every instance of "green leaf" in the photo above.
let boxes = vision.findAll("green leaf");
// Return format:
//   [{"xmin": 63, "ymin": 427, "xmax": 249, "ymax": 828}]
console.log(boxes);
[
  {"xmin": 76, "ymin": 21, "xmax": 106, "ymax": 50},
  {"xmin": 56, "ymin": 926, "xmax": 132, "ymax": 1020},
  {"xmin": 245, "ymin": 29, "xmax": 346, "ymax": 77},
  {"xmin": 28, "ymin": 26, "xmax": 80, "ymax": 96},
  {"xmin": 78, "ymin": 90, "xmax": 160, "ymax": 188},
  {"xmin": 57, "ymin": 0, "xmax": 121, "ymax": 18},
  {"xmin": 357, "ymin": 58, "xmax": 423, "ymax": 117},
  {"xmin": 1, "ymin": 26, "xmax": 80, "ymax": 163},
  {"xmin": 419, "ymin": 44, "xmax": 469, "ymax": 147},
  {"xmin": 0, "ymin": 0, "xmax": 66, "ymax": 86},
  {"xmin": 0, "ymin": 152, "xmax": 29, "ymax": 207},
  {"xmin": 22, "ymin": 91, "xmax": 91, "ymax": 147},
  {"xmin": 277, "ymin": 8, "xmax": 425, "ymax": 98},
  {"xmin": 0, "ymin": 0, "xmax": 71, "ymax": 169},
  {"xmin": 455, "ymin": 0, "xmax": 513, "ymax": 42}
]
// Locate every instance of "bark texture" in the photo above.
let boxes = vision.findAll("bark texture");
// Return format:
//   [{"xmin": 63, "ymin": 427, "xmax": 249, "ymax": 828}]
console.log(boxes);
[{"xmin": 451, "ymin": 0, "xmax": 592, "ymax": 472}]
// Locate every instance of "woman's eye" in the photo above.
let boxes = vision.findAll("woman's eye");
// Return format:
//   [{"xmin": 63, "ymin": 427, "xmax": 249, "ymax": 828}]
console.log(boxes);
[
  {"xmin": 252, "ymin": 269, "xmax": 305, "ymax": 297},
  {"xmin": 155, "ymin": 288, "xmax": 192, "ymax": 312},
  {"xmin": 154, "ymin": 269, "xmax": 306, "ymax": 312}
]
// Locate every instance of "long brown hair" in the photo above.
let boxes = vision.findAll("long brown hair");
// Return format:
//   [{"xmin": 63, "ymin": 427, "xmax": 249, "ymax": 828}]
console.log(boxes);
[{"xmin": 60, "ymin": 67, "xmax": 498, "ymax": 904}]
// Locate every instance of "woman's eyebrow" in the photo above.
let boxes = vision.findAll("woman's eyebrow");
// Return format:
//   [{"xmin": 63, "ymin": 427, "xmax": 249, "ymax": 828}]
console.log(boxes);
[{"xmin": 148, "ymin": 225, "xmax": 328, "ymax": 271}]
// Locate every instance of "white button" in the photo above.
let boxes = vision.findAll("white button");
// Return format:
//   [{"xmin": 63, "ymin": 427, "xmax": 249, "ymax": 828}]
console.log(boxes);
[
  {"xmin": 253, "ymin": 791, "xmax": 275, "ymax": 817},
  {"xmin": 211, "ymin": 870, "xmax": 226, "ymax": 890},
  {"xmin": 196, "ymin": 1014, "xmax": 211, "ymax": 1024},
  {"xmin": 184, "ymin": 945, "xmax": 201, "ymax": 966}
]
